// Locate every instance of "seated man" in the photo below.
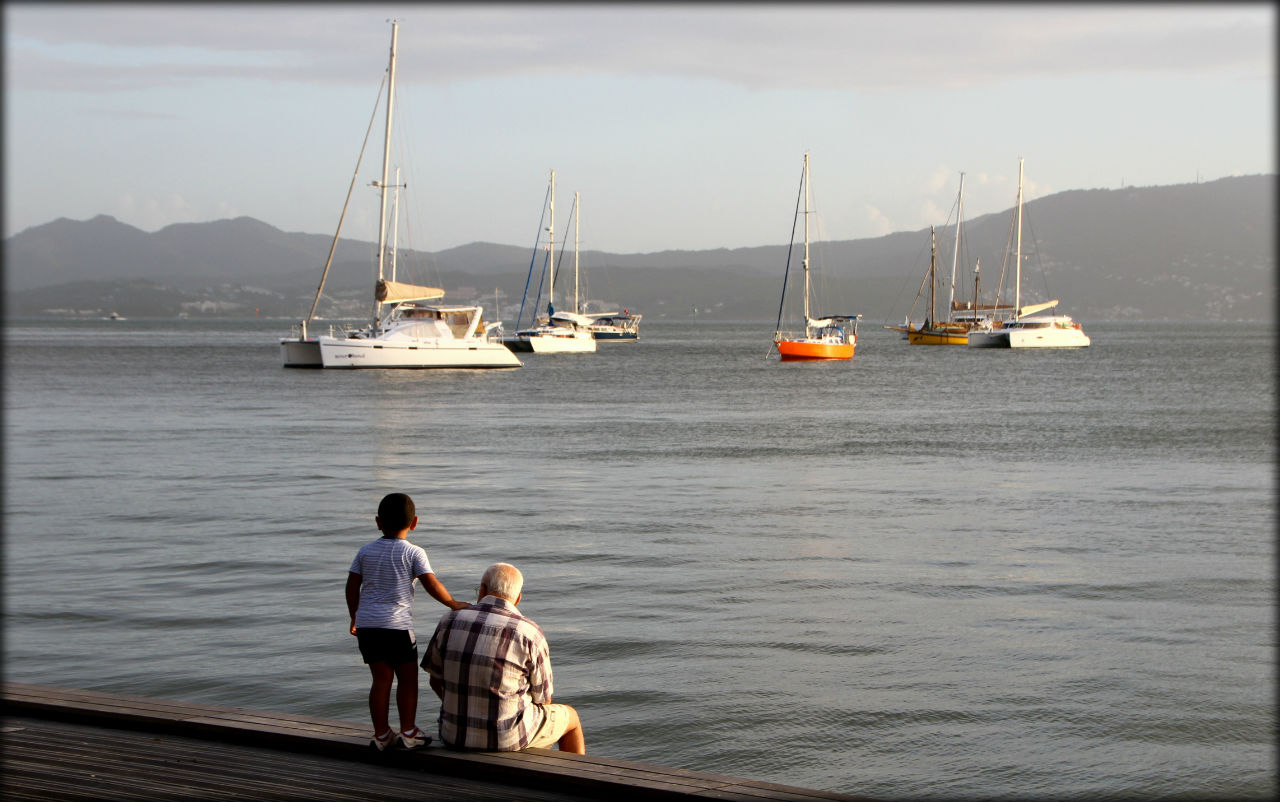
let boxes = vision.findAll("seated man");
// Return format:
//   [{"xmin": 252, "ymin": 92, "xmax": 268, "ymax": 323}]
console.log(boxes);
[{"xmin": 422, "ymin": 562, "xmax": 585, "ymax": 754}]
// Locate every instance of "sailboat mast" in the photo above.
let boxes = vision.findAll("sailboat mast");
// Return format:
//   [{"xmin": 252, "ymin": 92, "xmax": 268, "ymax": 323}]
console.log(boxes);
[
  {"xmin": 973, "ymin": 259, "xmax": 981, "ymax": 316},
  {"xmin": 547, "ymin": 170, "xmax": 556, "ymax": 316},
  {"xmin": 948, "ymin": 172, "xmax": 964, "ymax": 321},
  {"xmin": 373, "ymin": 20, "xmax": 398, "ymax": 326},
  {"xmin": 574, "ymin": 192, "xmax": 581, "ymax": 314},
  {"xmin": 802, "ymin": 151, "xmax": 811, "ymax": 326},
  {"xmin": 391, "ymin": 167, "xmax": 401, "ymax": 283},
  {"xmin": 1014, "ymin": 157, "xmax": 1024, "ymax": 316},
  {"xmin": 928, "ymin": 226, "xmax": 937, "ymax": 323}
]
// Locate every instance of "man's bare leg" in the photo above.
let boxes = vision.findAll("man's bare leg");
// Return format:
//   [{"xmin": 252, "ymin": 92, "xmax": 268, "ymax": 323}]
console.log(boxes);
[{"xmin": 557, "ymin": 706, "xmax": 586, "ymax": 754}]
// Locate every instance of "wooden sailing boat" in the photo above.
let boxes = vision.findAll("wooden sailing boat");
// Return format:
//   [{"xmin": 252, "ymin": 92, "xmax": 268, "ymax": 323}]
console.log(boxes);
[
  {"xmin": 772, "ymin": 153, "xmax": 860, "ymax": 361},
  {"xmin": 906, "ymin": 226, "xmax": 969, "ymax": 345},
  {"xmin": 903, "ymin": 173, "xmax": 1013, "ymax": 345}
]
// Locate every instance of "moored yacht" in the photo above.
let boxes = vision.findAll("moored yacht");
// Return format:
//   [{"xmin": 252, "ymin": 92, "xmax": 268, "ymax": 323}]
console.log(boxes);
[
  {"xmin": 501, "ymin": 174, "xmax": 597, "ymax": 354},
  {"xmin": 281, "ymin": 21, "xmax": 520, "ymax": 370},
  {"xmin": 968, "ymin": 158, "xmax": 1090, "ymax": 349},
  {"xmin": 772, "ymin": 152, "xmax": 860, "ymax": 361},
  {"xmin": 967, "ymin": 310, "xmax": 1091, "ymax": 348},
  {"xmin": 583, "ymin": 311, "xmax": 642, "ymax": 342}
]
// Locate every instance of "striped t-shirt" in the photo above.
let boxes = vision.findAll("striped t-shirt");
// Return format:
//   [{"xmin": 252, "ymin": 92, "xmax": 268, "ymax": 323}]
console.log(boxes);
[{"xmin": 348, "ymin": 536, "xmax": 433, "ymax": 631}]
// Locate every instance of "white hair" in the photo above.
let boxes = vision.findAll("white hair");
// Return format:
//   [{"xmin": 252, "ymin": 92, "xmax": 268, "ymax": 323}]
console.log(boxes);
[{"xmin": 483, "ymin": 562, "xmax": 524, "ymax": 600}]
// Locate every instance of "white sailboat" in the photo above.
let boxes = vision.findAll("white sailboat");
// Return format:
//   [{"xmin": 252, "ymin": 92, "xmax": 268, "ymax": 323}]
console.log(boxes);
[
  {"xmin": 280, "ymin": 21, "xmax": 520, "ymax": 369},
  {"xmin": 968, "ymin": 158, "xmax": 1091, "ymax": 349},
  {"xmin": 565, "ymin": 191, "xmax": 641, "ymax": 341},
  {"xmin": 501, "ymin": 172, "xmax": 597, "ymax": 354},
  {"xmin": 562, "ymin": 191, "xmax": 642, "ymax": 343}
]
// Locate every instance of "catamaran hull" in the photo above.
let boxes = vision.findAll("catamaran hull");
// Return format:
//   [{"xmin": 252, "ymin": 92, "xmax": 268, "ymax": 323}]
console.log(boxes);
[
  {"xmin": 502, "ymin": 333, "xmax": 596, "ymax": 353},
  {"xmin": 500, "ymin": 338, "xmax": 534, "ymax": 353},
  {"xmin": 776, "ymin": 339, "xmax": 855, "ymax": 361},
  {"xmin": 1008, "ymin": 328, "xmax": 1090, "ymax": 348},
  {"xmin": 281, "ymin": 338, "xmax": 323, "ymax": 367},
  {"xmin": 968, "ymin": 328, "xmax": 1090, "ymax": 348},
  {"xmin": 966, "ymin": 330, "xmax": 1008, "ymax": 348},
  {"xmin": 529, "ymin": 335, "xmax": 596, "ymax": 353},
  {"xmin": 317, "ymin": 337, "xmax": 522, "ymax": 368}
]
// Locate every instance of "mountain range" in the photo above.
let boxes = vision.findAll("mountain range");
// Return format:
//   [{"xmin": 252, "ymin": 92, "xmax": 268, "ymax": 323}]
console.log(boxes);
[{"xmin": 4, "ymin": 174, "xmax": 1273, "ymax": 322}]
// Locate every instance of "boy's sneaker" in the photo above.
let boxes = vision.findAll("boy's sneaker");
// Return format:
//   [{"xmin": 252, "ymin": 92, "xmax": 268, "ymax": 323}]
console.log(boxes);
[
  {"xmin": 370, "ymin": 730, "xmax": 395, "ymax": 751},
  {"xmin": 398, "ymin": 727, "xmax": 430, "ymax": 750}
]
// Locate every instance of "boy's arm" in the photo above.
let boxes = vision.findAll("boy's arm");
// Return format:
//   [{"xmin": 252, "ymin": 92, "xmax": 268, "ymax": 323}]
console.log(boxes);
[
  {"xmin": 418, "ymin": 572, "xmax": 467, "ymax": 610},
  {"xmin": 345, "ymin": 572, "xmax": 362, "ymax": 635}
]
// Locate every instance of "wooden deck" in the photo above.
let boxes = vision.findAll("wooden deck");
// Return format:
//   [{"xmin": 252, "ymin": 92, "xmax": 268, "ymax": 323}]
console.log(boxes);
[{"xmin": 2, "ymin": 682, "xmax": 872, "ymax": 801}]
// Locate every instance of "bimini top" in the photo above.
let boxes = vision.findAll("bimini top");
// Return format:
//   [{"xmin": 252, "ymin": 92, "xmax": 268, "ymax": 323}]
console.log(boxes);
[
  {"xmin": 548, "ymin": 310, "xmax": 595, "ymax": 327},
  {"xmin": 810, "ymin": 314, "xmax": 863, "ymax": 326}
]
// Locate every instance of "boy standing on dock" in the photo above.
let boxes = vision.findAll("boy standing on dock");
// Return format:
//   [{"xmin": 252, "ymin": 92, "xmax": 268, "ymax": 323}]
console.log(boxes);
[{"xmin": 346, "ymin": 492, "xmax": 467, "ymax": 751}]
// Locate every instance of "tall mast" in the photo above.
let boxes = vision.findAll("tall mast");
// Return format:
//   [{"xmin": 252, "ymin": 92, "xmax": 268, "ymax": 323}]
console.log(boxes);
[
  {"xmin": 574, "ymin": 192, "xmax": 581, "ymax": 314},
  {"xmin": 1014, "ymin": 157, "xmax": 1024, "ymax": 316},
  {"xmin": 928, "ymin": 226, "xmax": 937, "ymax": 324},
  {"xmin": 547, "ymin": 170, "xmax": 555, "ymax": 317},
  {"xmin": 947, "ymin": 172, "xmax": 964, "ymax": 321},
  {"xmin": 802, "ymin": 151, "xmax": 811, "ymax": 326},
  {"xmin": 973, "ymin": 259, "xmax": 981, "ymax": 316},
  {"xmin": 373, "ymin": 20, "xmax": 398, "ymax": 326},
  {"xmin": 390, "ymin": 166, "xmax": 401, "ymax": 283}
]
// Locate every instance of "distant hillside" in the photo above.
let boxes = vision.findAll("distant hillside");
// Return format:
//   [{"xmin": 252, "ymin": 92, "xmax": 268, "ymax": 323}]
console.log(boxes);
[{"xmin": 4, "ymin": 175, "xmax": 1273, "ymax": 321}]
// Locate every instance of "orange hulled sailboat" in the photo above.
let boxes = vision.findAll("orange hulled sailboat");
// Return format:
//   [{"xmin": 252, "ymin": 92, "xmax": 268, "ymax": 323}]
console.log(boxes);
[{"xmin": 772, "ymin": 153, "xmax": 860, "ymax": 361}]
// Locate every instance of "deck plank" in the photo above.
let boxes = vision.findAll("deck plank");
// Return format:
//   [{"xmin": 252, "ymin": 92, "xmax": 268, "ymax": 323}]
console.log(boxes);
[
  {"xmin": 2, "ymin": 682, "xmax": 873, "ymax": 801},
  {"xmin": 3, "ymin": 716, "xmax": 591, "ymax": 801}
]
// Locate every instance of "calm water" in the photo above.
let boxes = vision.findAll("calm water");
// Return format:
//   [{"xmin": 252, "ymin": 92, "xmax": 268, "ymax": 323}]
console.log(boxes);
[{"xmin": 4, "ymin": 319, "xmax": 1274, "ymax": 799}]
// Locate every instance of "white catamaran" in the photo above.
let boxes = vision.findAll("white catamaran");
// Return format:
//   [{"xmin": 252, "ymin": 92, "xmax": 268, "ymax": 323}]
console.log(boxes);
[
  {"xmin": 501, "ymin": 171, "xmax": 597, "ymax": 354},
  {"xmin": 280, "ymin": 21, "xmax": 520, "ymax": 369},
  {"xmin": 968, "ymin": 158, "xmax": 1091, "ymax": 349}
]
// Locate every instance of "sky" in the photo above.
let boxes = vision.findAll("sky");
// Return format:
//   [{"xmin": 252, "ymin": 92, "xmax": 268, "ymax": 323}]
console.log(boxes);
[{"xmin": 4, "ymin": 2, "xmax": 1274, "ymax": 254}]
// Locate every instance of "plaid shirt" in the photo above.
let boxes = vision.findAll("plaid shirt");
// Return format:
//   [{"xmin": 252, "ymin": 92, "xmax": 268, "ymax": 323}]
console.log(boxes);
[{"xmin": 422, "ymin": 596, "xmax": 553, "ymax": 750}]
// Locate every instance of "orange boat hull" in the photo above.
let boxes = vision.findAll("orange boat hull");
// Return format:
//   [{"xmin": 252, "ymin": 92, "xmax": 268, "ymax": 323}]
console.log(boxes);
[{"xmin": 776, "ymin": 339, "xmax": 855, "ymax": 361}]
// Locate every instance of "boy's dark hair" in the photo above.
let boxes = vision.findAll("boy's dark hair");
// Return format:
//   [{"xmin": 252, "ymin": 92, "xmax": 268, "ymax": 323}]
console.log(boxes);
[{"xmin": 377, "ymin": 493, "xmax": 416, "ymax": 531}]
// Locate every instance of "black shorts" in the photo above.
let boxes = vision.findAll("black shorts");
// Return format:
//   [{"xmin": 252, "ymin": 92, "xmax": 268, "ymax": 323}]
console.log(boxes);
[{"xmin": 356, "ymin": 628, "xmax": 418, "ymax": 666}]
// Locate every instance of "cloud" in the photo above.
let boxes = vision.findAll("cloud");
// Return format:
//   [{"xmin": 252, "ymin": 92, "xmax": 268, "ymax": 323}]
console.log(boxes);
[
  {"xmin": 858, "ymin": 204, "xmax": 895, "ymax": 238},
  {"xmin": 109, "ymin": 193, "xmax": 197, "ymax": 231},
  {"xmin": 919, "ymin": 200, "xmax": 949, "ymax": 229},
  {"xmin": 212, "ymin": 201, "xmax": 243, "ymax": 223},
  {"xmin": 7, "ymin": 5, "xmax": 1272, "ymax": 94}
]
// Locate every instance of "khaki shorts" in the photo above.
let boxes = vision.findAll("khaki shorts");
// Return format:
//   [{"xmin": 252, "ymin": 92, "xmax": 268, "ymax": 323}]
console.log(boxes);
[{"xmin": 526, "ymin": 704, "xmax": 573, "ymax": 749}]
